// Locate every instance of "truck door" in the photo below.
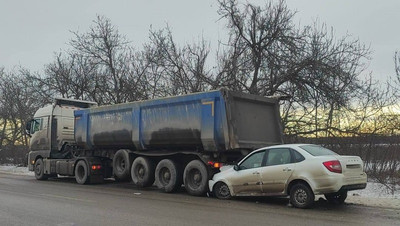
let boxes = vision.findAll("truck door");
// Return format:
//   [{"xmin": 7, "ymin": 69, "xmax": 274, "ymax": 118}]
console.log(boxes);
[
  {"xmin": 260, "ymin": 148, "xmax": 295, "ymax": 194},
  {"xmin": 29, "ymin": 117, "xmax": 50, "ymax": 151}
]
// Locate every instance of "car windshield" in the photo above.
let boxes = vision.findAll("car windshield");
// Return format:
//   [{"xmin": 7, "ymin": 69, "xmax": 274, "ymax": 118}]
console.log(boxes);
[{"xmin": 299, "ymin": 145, "xmax": 338, "ymax": 156}]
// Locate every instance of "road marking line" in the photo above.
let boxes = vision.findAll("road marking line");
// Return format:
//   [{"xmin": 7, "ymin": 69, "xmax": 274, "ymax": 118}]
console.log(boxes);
[{"xmin": 40, "ymin": 194, "xmax": 96, "ymax": 203}]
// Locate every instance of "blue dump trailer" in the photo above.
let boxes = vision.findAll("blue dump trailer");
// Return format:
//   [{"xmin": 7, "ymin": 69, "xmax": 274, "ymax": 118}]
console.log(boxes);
[{"xmin": 27, "ymin": 89, "xmax": 283, "ymax": 195}]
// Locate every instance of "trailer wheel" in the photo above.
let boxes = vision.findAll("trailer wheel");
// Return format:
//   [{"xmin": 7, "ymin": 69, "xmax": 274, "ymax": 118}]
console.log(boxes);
[
  {"xmin": 113, "ymin": 150, "xmax": 131, "ymax": 181},
  {"xmin": 131, "ymin": 157, "xmax": 155, "ymax": 187},
  {"xmin": 184, "ymin": 160, "xmax": 209, "ymax": 196},
  {"xmin": 155, "ymin": 159, "xmax": 182, "ymax": 193},
  {"xmin": 34, "ymin": 158, "xmax": 48, "ymax": 180},
  {"xmin": 75, "ymin": 160, "xmax": 90, "ymax": 185}
]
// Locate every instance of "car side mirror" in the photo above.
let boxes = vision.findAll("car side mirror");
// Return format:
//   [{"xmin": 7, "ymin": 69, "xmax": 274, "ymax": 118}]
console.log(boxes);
[{"xmin": 233, "ymin": 165, "xmax": 239, "ymax": 171}]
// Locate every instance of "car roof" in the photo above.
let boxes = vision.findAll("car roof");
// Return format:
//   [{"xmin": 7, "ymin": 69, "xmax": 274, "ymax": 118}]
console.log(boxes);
[
  {"xmin": 260, "ymin": 143, "xmax": 316, "ymax": 149},
  {"xmin": 239, "ymin": 144, "xmax": 320, "ymax": 164}
]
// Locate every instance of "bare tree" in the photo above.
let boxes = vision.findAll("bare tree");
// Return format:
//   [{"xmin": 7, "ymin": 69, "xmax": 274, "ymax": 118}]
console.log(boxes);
[
  {"xmin": 143, "ymin": 27, "xmax": 213, "ymax": 96},
  {"xmin": 216, "ymin": 0, "xmax": 300, "ymax": 95},
  {"xmin": 216, "ymin": 0, "xmax": 371, "ymax": 137},
  {"xmin": 69, "ymin": 15, "xmax": 143, "ymax": 104},
  {"xmin": 395, "ymin": 51, "xmax": 400, "ymax": 77},
  {"xmin": 42, "ymin": 52, "xmax": 97, "ymax": 100},
  {"xmin": 0, "ymin": 69, "xmax": 44, "ymax": 147},
  {"xmin": 0, "ymin": 68, "xmax": 7, "ymax": 148}
]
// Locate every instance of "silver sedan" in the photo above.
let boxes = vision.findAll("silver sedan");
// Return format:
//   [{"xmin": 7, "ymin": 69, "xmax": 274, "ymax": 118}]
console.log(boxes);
[{"xmin": 209, "ymin": 144, "xmax": 367, "ymax": 208}]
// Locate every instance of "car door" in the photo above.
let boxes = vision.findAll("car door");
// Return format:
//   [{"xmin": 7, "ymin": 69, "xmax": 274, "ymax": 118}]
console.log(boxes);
[
  {"xmin": 260, "ymin": 148, "xmax": 295, "ymax": 194},
  {"xmin": 230, "ymin": 150, "xmax": 266, "ymax": 195}
]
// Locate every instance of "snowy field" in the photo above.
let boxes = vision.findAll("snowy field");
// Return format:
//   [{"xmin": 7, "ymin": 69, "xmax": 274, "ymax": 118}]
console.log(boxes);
[{"xmin": 1, "ymin": 164, "xmax": 398, "ymax": 209}]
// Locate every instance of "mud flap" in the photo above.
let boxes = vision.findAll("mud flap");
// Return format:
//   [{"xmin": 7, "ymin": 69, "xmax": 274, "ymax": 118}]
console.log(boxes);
[{"xmin": 89, "ymin": 174, "xmax": 104, "ymax": 184}]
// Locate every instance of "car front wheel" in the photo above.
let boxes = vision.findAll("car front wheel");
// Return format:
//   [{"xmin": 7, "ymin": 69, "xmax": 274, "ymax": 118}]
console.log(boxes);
[{"xmin": 213, "ymin": 182, "xmax": 231, "ymax": 200}]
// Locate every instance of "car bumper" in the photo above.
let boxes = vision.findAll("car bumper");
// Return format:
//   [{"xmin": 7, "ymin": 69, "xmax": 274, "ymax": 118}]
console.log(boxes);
[
  {"xmin": 339, "ymin": 183, "xmax": 367, "ymax": 191},
  {"xmin": 209, "ymin": 179, "xmax": 216, "ymax": 193},
  {"xmin": 312, "ymin": 172, "xmax": 367, "ymax": 194}
]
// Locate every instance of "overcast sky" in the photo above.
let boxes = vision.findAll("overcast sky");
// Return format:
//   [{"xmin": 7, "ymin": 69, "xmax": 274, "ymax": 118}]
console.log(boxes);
[{"xmin": 1, "ymin": 0, "xmax": 399, "ymax": 83}]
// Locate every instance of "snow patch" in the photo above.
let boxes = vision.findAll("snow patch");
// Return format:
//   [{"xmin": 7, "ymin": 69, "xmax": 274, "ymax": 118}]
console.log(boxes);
[
  {"xmin": 0, "ymin": 165, "xmax": 34, "ymax": 176},
  {"xmin": 349, "ymin": 182, "xmax": 400, "ymax": 199},
  {"xmin": 347, "ymin": 181, "xmax": 400, "ymax": 209}
]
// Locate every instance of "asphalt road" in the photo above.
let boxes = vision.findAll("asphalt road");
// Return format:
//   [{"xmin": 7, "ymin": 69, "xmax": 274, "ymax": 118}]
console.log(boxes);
[{"xmin": 0, "ymin": 173, "xmax": 399, "ymax": 226}]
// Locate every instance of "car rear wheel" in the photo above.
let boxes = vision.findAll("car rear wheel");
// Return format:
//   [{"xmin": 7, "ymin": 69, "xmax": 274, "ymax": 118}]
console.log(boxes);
[
  {"xmin": 213, "ymin": 182, "xmax": 231, "ymax": 200},
  {"xmin": 325, "ymin": 191, "xmax": 347, "ymax": 205},
  {"xmin": 290, "ymin": 183, "xmax": 314, "ymax": 209}
]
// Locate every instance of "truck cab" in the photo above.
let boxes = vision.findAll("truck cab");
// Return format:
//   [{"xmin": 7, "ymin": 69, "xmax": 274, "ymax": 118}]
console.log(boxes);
[{"xmin": 27, "ymin": 98, "xmax": 97, "ymax": 171}]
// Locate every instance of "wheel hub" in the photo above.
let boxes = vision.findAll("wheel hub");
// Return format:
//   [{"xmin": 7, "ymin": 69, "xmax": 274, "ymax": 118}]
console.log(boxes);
[
  {"xmin": 120, "ymin": 159, "xmax": 125, "ymax": 169},
  {"xmin": 193, "ymin": 172, "xmax": 201, "ymax": 183},
  {"xmin": 163, "ymin": 171, "xmax": 171, "ymax": 180},
  {"xmin": 219, "ymin": 186, "xmax": 229, "ymax": 197},
  {"xmin": 35, "ymin": 164, "xmax": 41, "ymax": 175},
  {"xmin": 295, "ymin": 189, "xmax": 307, "ymax": 204},
  {"xmin": 138, "ymin": 166, "xmax": 145, "ymax": 178}
]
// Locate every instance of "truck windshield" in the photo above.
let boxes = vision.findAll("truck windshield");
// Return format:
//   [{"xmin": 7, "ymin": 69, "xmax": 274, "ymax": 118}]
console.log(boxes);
[{"xmin": 299, "ymin": 145, "xmax": 338, "ymax": 156}]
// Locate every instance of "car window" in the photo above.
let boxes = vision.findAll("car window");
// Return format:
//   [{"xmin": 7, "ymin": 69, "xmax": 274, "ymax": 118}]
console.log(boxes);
[
  {"xmin": 239, "ymin": 151, "xmax": 266, "ymax": 170},
  {"xmin": 299, "ymin": 145, "xmax": 338, "ymax": 156},
  {"xmin": 291, "ymin": 149, "xmax": 305, "ymax": 162},
  {"xmin": 265, "ymin": 148, "xmax": 291, "ymax": 166}
]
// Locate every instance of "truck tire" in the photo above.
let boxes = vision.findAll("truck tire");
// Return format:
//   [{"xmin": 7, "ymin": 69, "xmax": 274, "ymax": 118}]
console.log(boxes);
[
  {"xmin": 34, "ymin": 158, "xmax": 48, "ymax": 180},
  {"xmin": 75, "ymin": 160, "xmax": 90, "ymax": 185},
  {"xmin": 131, "ymin": 157, "xmax": 155, "ymax": 187},
  {"xmin": 113, "ymin": 150, "xmax": 131, "ymax": 181},
  {"xmin": 155, "ymin": 159, "xmax": 182, "ymax": 193},
  {"xmin": 290, "ymin": 183, "xmax": 314, "ymax": 209},
  {"xmin": 184, "ymin": 160, "xmax": 209, "ymax": 196}
]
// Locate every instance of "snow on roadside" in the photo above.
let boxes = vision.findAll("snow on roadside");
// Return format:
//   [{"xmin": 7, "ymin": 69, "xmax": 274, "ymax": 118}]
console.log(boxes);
[
  {"xmin": 347, "ymin": 182, "xmax": 400, "ymax": 209},
  {"xmin": 1, "ymin": 164, "xmax": 399, "ymax": 209},
  {"xmin": 350, "ymin": 182, "xmax": 400, "ymax": 199},
  {"xmin": 0, "ymin": 165, "xmax": 34, "ymax": 176}
]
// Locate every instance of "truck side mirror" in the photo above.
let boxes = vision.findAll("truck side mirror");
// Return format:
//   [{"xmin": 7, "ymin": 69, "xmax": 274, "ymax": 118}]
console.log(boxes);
[
  {"xmin": 233, "ymin": 165, "xmax": 240, "ymax": 171},
  {"xmin": 25, "ymin": 120, "xmax": 32, "ymax": 137}
]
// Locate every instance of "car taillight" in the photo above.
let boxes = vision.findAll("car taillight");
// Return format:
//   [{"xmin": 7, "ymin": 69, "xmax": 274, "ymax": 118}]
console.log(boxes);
[{"xmin": 323, "ymin": 160, "xmax": 342, "ymax": 173}]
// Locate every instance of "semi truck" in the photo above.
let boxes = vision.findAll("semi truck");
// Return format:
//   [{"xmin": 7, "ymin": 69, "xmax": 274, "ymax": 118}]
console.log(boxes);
[{"xmin": 26, "ymin": 89, "xmax": 283, "ymax": 196}]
